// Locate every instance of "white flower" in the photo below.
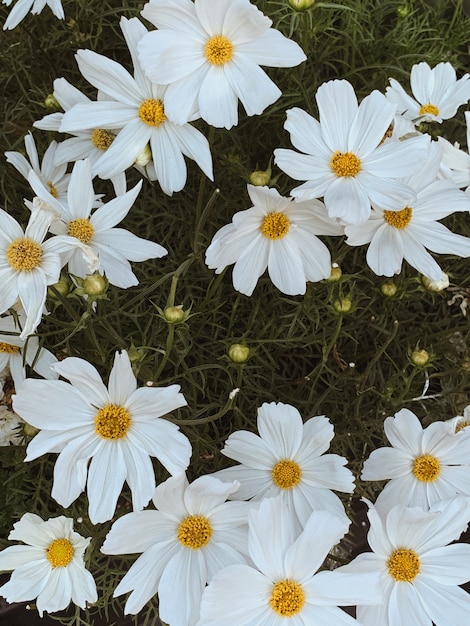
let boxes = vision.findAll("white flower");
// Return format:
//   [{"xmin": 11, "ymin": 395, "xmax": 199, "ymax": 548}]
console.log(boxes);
[
  {"xmin": 60, "ymin": 17, "xmax": 213, "ymax": 196},
  {"xmin": 338, "ymin": 497, "xmax": 470, "ymax": 626},
  {"xmin": 0, "ymin": 309, "xmax": 58, "ymax": 391},
  {"xmin": 447, "ymin": 404, "xmax": 470, "ymax": 435},
  {"xmin": 137, "ymin": 0, "xmax": 306, "ymax": 129},
  {"xmin": 2, "ymin": 0, "xmax": 64, "ymax": 30},
  {"xmin": 386, "ymin": 62, "xmax": 470, "ymax": 124},
  {"xmin": 205, "ymin": 185, "xmax": 342, "ymax": 296},
  {"xmin": 13, "ymin": 350, "xmax": 192, "ymax": 524},
  {"xmin": 212, "ymin": 401, "xmax": 354, "ymax": 528},
  {"xmin": 0, "ymin": 405, "xmax": 24, "ymax": 446},
  {"xmin": 101, "ymin": 473, "xmax": 251, "ymax": 626},
  {"xmin": 5, "ymin": 132, "xmax": 70, "ymax": 205},
  {"xmin": 29, "ymin": 158, "xmax": 167, "ymax": 288},
  {"xmin": 345, "ymin": 141, "xmax": 470, "ymax": 280},
  {"xmin": 438, "ymin": 111, "xmax": 470, "ymax": 190},
  {"xmin": 361, "ymin": 408, "xmax": 470, "ymax": 515},
  {"xmin": 0, "ymin": 513, "xmax": 96, "ymax": 616},
  {"xmin": 34, "ymin": 78, "xmax": 127, "ymax": 196},
  {"xmin": 274, "ymin": 81, "xmax": 429, "ymax": 224},
  {"xmin": 198, "ymin": 496, "xmax": 382, "ymax": 626}
]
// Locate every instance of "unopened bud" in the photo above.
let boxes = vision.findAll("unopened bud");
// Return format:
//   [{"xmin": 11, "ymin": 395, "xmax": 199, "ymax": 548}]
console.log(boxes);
[
  {"xmin": 325, "ymin": 263, "xmax": 342, "ymax": 283},
  {"xmin": 396, "ymin": 5, "xmax": 410, "ymax": 17},
  {"xmin": 411, "ymin": 349, "xmax": 430, "ymax": 366},
  {"xmin": 289, "ymin": 0, "xmax": 315, "ymax": 9},
  {"xmin": 164, "ymin": 305, "xmax": 185, "ymax": 323},
  {"xmin": 83, "ymin": 273, "xmax": 108, "ymax": 297},
  {"xmin": 380, "ymin": 281, "xmax": 397, "ymax": 297},
  {"xmin": 422, "ymin": 273, "xmax": 449, "ymax": 292},
  {"xmin": 135, "ymin": 144, "xmax": 152, "ymax": 167},
  {"xmin": 228, "ymin": 343, "xmax": 250, "ymax": 363},
  {"xmin": 44, "ymin": 93, "xmax": 60, "ymax": 110},
  {"xmin": 333, "ymin": 297, "xmax": 352, "ymax": 314},
  {"xmin": 249, "ymin": 169, "xmax": 271, "ymax": 187},
  {"xmin": 48, "ymin": 276, "xmax": 70, "ymax": 299}
]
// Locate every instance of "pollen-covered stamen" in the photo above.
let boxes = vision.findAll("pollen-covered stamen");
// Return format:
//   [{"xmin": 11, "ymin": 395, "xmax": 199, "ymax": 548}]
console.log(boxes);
[
  {"xmin": 47, "ymin": 181, "xmax": 58, "ymax": 198},
  {"xmin": 138, "ymin": 99, "xmax": 166, "ymax": 127},
  {"xmin": 67, "ymin": 218, "xmax": 95, "ymax": 244},
  {"xmin": 383, "ymin": 206, "xmax": 412, "ymax": 229},
  {"xmin": 6, "ymin": 238, "xmax": 43, "ymax": 271},
  {"xmin": 456, "ymin": 420, "xmax": 470, "ymax": 432},
  {"xmin": 419, "ymin": 103, "xmax": 439, "ymax": 117},
  {"xmin": 0, "ymin": 342, "xmax": 20, "ymax": 353},
  {"xmin": 94, "ymin": 404, "xmax": 131, "ymax": 440},
  {"xmin": 272, "ymin": 459, "xmax": 302, "ymax": 489},
  {"xmin": 412, "ymin": 453, "xmax": 440, "ymax": 482},
  {"xmin": 387, "ymin": 548, "xmax": 420, "ymax": 582},
  {"xmin": 91, "ymin": 128, "xmax": 115, "ymax": 151},
  {"xmin": 260, "ymin": 212, "xmax": 290, "ymax": 240},
  {"xmin": 177, "ymin": 515, "xmax": 212, "ymax": 549},
  {"xmin": 46, "ymin": 538, "xmax": 75, "ymax": 568},
  {"xmin": 330, "ymin": 151, "xmax": 361, "ymax": 177},
  {"xmin": 269, "ymin": 579, "xmax": 305, "ymax": 617},
  {"xmin": 204, "ymin": 35, "xmax": 234, "ymax": 65}
]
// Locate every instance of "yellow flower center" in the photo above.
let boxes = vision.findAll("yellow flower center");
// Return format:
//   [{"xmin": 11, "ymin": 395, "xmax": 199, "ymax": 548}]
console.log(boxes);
[
  {"xmin": 204, "ymin": 35, "xmax": 234, "ymax": 65},
  {"xmin": 269, "ymin": 579, "xmax": 306, "ymax": 617},
  {"xmin": 383, "ymin": 206, "xmax": 413, "ymax": 229},
  {"xmin": 177, "ymin": 515, "xmax": 212, "ymax": 549},
  {"xmin": 138, "ymin": 98, "xmax": 166, "ymax": 127},
  {"xmin": 0, "ymin": 342, "xmax": 20, "ymax": 353},
  {"xmin": 260, "ymin": 212, "xmax": 290, "ymax": 240},
  {"xmin": 412, "ymin": 453, "xmax": 440, "ymax": 482},
  {"xmin": 419, "ymin": 103, "xmax": 439, "ymax": 117},
  {"xmin": 387, "ymin": 548, "xmax": 420, "ymax": 582},
  {"xmin": 272, "ymin": 459, "xmax": 302, "ymax": 489},
  {"xmin": 46, "ymin": 538, "xmax": 75, "ymax": 568},
  {"xmin": 456, "ymin": 420, "xmax": 470, "ymax": 433},
  {"xmin": 67, "ymin": 218, "xmax": 95, "ymax": 244},
  {"xmin": 330, "ymin": 151, "xmax": 361, "ymax": 177},
  {"xmin": 91, "ymin": 128, "xmax": 115, "ymax": 151},
  {"xmin": 94, "ymin": 404, "xmax": 132, "ymax": 440},
  {"xmin": 47, "ymin": 181, "xmax": 58, "ymax": 198},
  {"xmin": 6, "ymin": 238, "xmax": 43, "ymax": 271}
]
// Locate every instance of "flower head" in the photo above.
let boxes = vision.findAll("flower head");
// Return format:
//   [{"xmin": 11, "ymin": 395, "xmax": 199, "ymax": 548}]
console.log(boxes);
[
  {"xmin": 13, "ymin": 350, "xmax": 192, "ymax": 523},
  {"xmin": 2, "ymin": 0, "xmax": 64, "ymax": 31},
  {"xmin": 0, "ymin": 513, "xmax": 96, "ymax": 616}
]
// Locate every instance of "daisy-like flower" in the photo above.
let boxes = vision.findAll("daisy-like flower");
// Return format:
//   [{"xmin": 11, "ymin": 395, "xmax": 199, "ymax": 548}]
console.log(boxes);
[
  {"xmin": 5, "ymin": 132, "xmax": 69, "ymax": 205},
  {"xmin": 0, "ymin": 513, "xmax": 96, "ymax": 616},
  {"xmin": 0, "ymin": 200, "xmax": 94, "ymax": 339},
  {"xmin": 212, "ymin": 401, "xmax": 355, "ymax": 528},
  {"xmin": 205, "ymin": 185, "xmax": 343, "ymax": 296},
  {"xmin": 137, "ymin": 0, "xmax": 306, "ymax": 129},
  {"xmin": 345, "ymin": 141, "xmax": 470, "ymax": 280},
  {"xmin": 34, "ymin": 78, "xmax": 127, "ymax": 196},
  {"xmin": 338, "ymin": 497, "xmax": 470, "ymax": 626},
  {"xmin": 0, "ymin": 309, "xmax": 58, "ymax": 391},
  {"xmin": 28, "ymin": 158, "xmax": 167, "ymax": 289},
  {"xmin": 198, "ymin": 496, "xmax": 382, "ymax": 626},
  {"xmin": 2, "ymin": 0, "xmax": 64, "ymax": 30},
  {"xmin": 60, "ymin": 17, "xmax": 213, "ymax": 196},
  {"xmin": 386, "ymin": 61, "xmax": 470, "ymax": 124},
  {"xmin": 101, "ymin": 473, "xmax": 251, "ymax": 626},
  {"xmin": 274, "ymin": 80, "xmax": 429, "ymax": 224},
  {"xmin": 361, "ymin": 408, "xmax": 470, "ymax": 515},
  {"xmin": 13, "ymin": 350, "xmax": 192, "ymax": 524},
  {"xmin": 447, "ymin": 404, "xmax": 470, "ymax": 435}
]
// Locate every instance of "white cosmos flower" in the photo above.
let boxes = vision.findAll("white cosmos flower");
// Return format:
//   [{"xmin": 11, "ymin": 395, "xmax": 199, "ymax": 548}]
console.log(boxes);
[
  {"xmin": 438, "ymin": 111, "xmax": 470, "ymax": 191},
  {"xmin": 338, "ymin": 497, "xmax": 470, "ymax": 626},
  {"xmin": 2, "ymin": 0, "xmax": 64, "ymax": 30},
  {"xmin": 5, "ymin": 132, "xmax": 70, "ymax": 205},
  {"xmin": 28, "ymin": 158, "xmax": 167, "ymax": 289},
  {"xmin": 0, "ymin": 309, "xmax": 58, "ymax": 391},
  {"xmin": 0, "ymin": 513, "xmax": 96, "ymax": 616},
  {"xmin": 13, "ymin": 350, "xmax": 192, "ymax": 524},
  {"xmin": 205, "ymin": 185, "xmax": 343, "ymax": 296},
  {"xmin": 137, "ymin": 0, "xmax": 306, "ymax": 129},
  {"xmin": 361, "ymin": 408, "xmax": 470, "ymax": 516},
  {"xmin": 212, "ymin": 401, "xmax": 354, "ymax": 528},
  {"xmin": 386, "ymin": 61, "xmax": 470, "ymax": 124},
  {"xmin": 274, "ymin": 81, "xmax": 429, "ymax": 225},
  {"xmin": 60, "ymin": 17, "xmax": 213, "ymax": 196},
  {"xmin": 198, "ymin": 496, "xmax": 382, "ymax": 626},
  {"xmin": 34, "ymin": 78, "xmax": 127, "ymax": 196},
  {"xmin": 345, "ymin": 140, "xmax": 470, "ymax": 280},
  {"xmin": 101, "ymin": 473, "xmax": 251, "ymax": 626}
]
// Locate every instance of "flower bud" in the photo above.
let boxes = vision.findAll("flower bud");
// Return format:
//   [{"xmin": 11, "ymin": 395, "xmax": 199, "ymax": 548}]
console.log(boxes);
[
  {"xmin": 325, "ymin": 263, "xmax": 342, "ymax": 283},
  {"xmin": 333, "ymin": 297, "xmax": 352, "ymax": 314},
  {"xmin": 422, "ymin": 273, "xmax": 449, "ymax": 292},
  {"xmin": 380, "ymin": 281, "xmax": 397, "ymax": 297},
  {"xmin": 83, "ymin": 273, "xmax": 108, "ymax": 297},
  {"xmin": 47, "ymin": 276, "xmax": 70, "ymax": 299},
  {"xmin": 135, "ymin": 144, "xmax": 152, "ymax": 167},
  {"xmin": 228, "ymin": 343, "xmax": 250, "ymax": 363},
  {"xmin": 289, "ymin": 0, "xmax": 315, "ymax": 9},
  {"xmin": 396, "ymin": 5, "xmax": 410, "ymax": 17},
  {"xmin": 44, "ymin": 93, "xmax": 60, "ymax": 110},
  {"xmin": 164, "ymin": 305, "xmax": 185, "ymax": 323},
  {"xmin": 249, "ymin": 169, "xmax": 271, "ymax": 187},
  {"xmin": 411, "ymin": 349, "xmax": 430, "ymax": 366}
]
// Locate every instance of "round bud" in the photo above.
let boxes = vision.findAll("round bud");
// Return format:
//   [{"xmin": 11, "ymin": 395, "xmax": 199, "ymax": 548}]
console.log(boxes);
[
  {"xmin": 411, "ymin": 349, "xmax": 430, "ymax": 366},
  {"xmin": 289, "ymin": 0, "xmax": 315, "ymax": 9},
  {"xmin": 83, "ymin": 273, "xmax": 108, "ymax": 297},
  {"xmin": 422, "ymin": 273, "xmax": 449, "ymax": 292},
  {"xmin": 333, "ymin": 297, "xmax": 352, "ymax": 314},
  {"xmin": 164, "ymin": 305, "xmax": 185, "ymax": 323},
  {"xmin": 249, "ymin": 170, "xmax": 271, "ymax": 186},
  {"xmin": 228, "ymin": 343, "xmax": 250, "ymax": 363},
  {"xmin": 380, "ymin": 281, "xmax": 397, "ymax": 297},
  {"xmin": 325, "ymin": 264, "xmax": 342, "ymax": 283}
]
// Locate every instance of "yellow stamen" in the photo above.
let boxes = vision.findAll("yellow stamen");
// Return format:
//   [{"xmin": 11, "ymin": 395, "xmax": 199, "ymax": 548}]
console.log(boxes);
[
  {"xmin": 419, "ymin": 103, "xmax": 439, "ymax": 117},
  {"xmin": 330, "ymin": 151, "xmax": 361, "ymax": 177},
  {"xmin": 46, "ymin": 538, "xmax": 74, "ymax": 568},
  {"xmin": 383, "ymin": 206, "xmax": 412, "ymax": 229},
  {"xmin": 412, "ymin": 454, "xmax": 440, "ymax": 482},
  {"xmin": 0, "ymin": 342, "xmax": 20, "ymax": 353},
  {"xmin": 260, "ymin": 212, "xmax": 290, "ymax": 240},
  {"xmin": 177, "ymin": 515, "xmax": 212, "ymax": 549},
  {"xmin": 6, "ymin": 238, "xmax": 43, "ymax": 271},
  {"xmin": 91, "ymin": 128, "xmax": 114, "ymax": 151},
  {"xmin": 94, "ymin": 404, "xmax": 131, "ymax": 440},
  {"xmin": 272, "ymin": 459, "xmax": 302, "ymax": 489},
  {"xmin": 204, "ymin": 35, "xmax": 234, "ymax": 65},
  {"xmin": 456, "ymin": 420, "xmax": 470, "ymax": 432},
  {"xmin": 138, "ymin": 99, "xmax": 166, "ymax": 127},
  {"xmin": 47, "ymin": 181, "xmax": 58, "ymax": 198},
  {"xmin": 269, "ymin": 579, "xmax": 305, "ymax": 617},
  {"xmin": 387, "ymin": 548, "xmax": 420, "ymax": 582},
  {"xmin": 67, "ymin": 218, "xmax": 95, "ymax": 244}
]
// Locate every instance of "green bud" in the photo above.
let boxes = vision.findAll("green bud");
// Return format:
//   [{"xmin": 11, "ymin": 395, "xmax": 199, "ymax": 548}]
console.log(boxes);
[
  {"xmin": 83, "ymin": 273, "xmax": 108, "ymax": 297},
  {"xmin": 333, "ymin": 297, "xmax": 352, "ymax": 314},
  {"xmin": 396, "ymin": 5, "xmax": 410, "ymax": 17},
  {"xmin": 164, "ymin": 305, "xmax": 185, "ymax": 323},
  {"xmin": 411, "ymin": 349, "xmax": 430, "ymax": 366},
  {"xmin": 47, "ymin": 276, "xmax": 70, "ymax": 299},
  {"xmin": 44, "ymin": 93, "xmax": 60, "ymax": 110},
  {"xmin": 228, "ymin": 343, "xmax": 250, "ymax": 363},
  {"xmin": 422, "ymin": 273, "xmax": 449, "ymax": 292},
  {"xmin": 325, "ymin": 264, "xmax": 342, "ymax": 283},
  {"xmin": 289, "ymin": 0, "xmax": 315, "ymax": 9},
  {"xmin": 249, "ymin": 169, "xmax": 271, "ymax": 187},
  {"xmin": 380, "ymin": 281, "xmax": 397, "ymax": 297}
]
